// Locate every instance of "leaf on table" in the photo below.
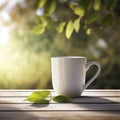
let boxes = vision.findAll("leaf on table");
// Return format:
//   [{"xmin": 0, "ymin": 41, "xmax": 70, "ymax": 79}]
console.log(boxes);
[
  {"xmin": 25, "ymin": 91, "xmax": 50, "ymax": 103},
  {"xmin": 53, "ymin": 95, "xmax": 73, "ymax": 103},
  {"xmin": 31, "ymin": 99, "xmax": 49, "ymax": 104}
]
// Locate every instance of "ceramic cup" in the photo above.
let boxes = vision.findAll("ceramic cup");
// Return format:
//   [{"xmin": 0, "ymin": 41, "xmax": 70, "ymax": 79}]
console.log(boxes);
[{"xmin": 51, "ymin": 56, "xmax": 101, "ymax": 97}]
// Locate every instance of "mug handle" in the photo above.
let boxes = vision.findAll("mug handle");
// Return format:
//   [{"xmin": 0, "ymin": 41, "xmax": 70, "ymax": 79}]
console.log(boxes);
[{"xmin": 84, "ymin": 61, "xmax": 101, "ymax": 90}]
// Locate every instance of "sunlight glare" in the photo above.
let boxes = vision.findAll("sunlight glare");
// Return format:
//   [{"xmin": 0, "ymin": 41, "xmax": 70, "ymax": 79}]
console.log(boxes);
[{"xmin": 0, "ymin": 28, "xmax": 9, "ymax": 46}]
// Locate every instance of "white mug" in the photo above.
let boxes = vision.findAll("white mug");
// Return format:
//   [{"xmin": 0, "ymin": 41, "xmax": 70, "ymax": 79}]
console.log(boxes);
[{"xmin": 51, "ymin": 56, "xmax": 101, "ymax": 97}]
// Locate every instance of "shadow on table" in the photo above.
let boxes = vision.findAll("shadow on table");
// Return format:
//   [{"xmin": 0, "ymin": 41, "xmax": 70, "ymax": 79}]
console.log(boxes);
[
  {"xmin": 0, "ymin": 96, "xmax": 120, "ymax": 119},
  {"xmin": 29, "ymin": 96, "xmax": 120, "ymax": 116},
  {"xmin": 0, "ymin": 102, "xmax": 49, "ymax": 120},
  {"xmin": 31, "ymin": 103, "xmax": 49, "ymax": 108},
  {"xmin": 73, "ymin": 96, "xmax": 120, "ymax": 115}
]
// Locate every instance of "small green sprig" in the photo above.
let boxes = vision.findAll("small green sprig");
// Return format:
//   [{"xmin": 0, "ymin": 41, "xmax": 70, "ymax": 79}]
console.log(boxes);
[
  {"xmin": 24, "ymin": 91, "xmax": 73, "ymax": 104},
  {"xmin": 53, "ymin": 95, "xmax": 73, "ymax": 103}
]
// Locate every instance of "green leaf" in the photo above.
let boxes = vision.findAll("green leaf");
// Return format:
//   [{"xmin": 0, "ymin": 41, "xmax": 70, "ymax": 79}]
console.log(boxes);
[
  {"xmin": 28, "ymin": 98, "xmax": 49, "ymax": 104},
  {"xmin": 106, "ymin": 0, "xmax": 115, "ymax": 10},
  {"xmin": 44, "ymin": 0, "xmax": 57, "ymax": 16},
  {"xmin": 59, "ymin": 0, "xmax": 67, "ymax": 3},
  {"xmin": 35, "ymin": 15, "xmax": 41, "ymax": 24},
  {"xmin": 38, "ymin": 0, "xmax": 47, "ymax": 8},
  {"xmin": 93, "ymin": 0, "xmax": 101, "ymax": 11},
  {"xmin": 74, "ymin": 18, "xmax": 80, "ymax": 33},
  {"xmin": 74, "ymin": 6, "xmax": 85, "ymax": 17},
  {"xmin": 86, "ymin": 28, "xmax": 92, "ymax": 35},
  {"xmin": 31, "ymin": 24, "xmax": 45, "ymax": 34},
  {"xmin": 56, "ymin": 22, "xmax": 66, "ymax": 33},
  {"xmin": 79, "ymin": 0, "xmax": 91, "ymax": 11},
  {"xmin": 35, "ymin": 15, "xmax": 51, "ymax": 27},
  {"xmin": 25, "ymin": 91, "xmax": 50, "ymax": 102},
  {"xmin": 65, "ymin": 20, "xmax": 74, "ymax": 39},
  {"xmin": 85, "ymin": 14, "xmax": 99, "ymax": 24},
  {"xmin": 40, "ymin": 16, "xmax": 51, "ymax": 27},
  {"xmin": 101, "ymin": 14, "xmax": 113, "ymax": 27},
  {"xmin": 53, "ymin": 95, "xmax": 73, "ymax": 103},
  {"xmin": 69, "ymin": 2, "xmax": 76, "ymax": 10}
]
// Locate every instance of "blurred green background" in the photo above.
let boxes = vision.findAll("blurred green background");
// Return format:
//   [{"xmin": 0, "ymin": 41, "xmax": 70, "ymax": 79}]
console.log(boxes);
[{"xmin": 0, "ymin": 0, "xmax": 120, "ymax": 89}]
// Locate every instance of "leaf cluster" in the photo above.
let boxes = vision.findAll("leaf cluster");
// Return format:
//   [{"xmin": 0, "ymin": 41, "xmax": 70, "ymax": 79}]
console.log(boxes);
[
  {"xmin": 31, "ymin": 0, "xmax": 116, "ymax": 39},
  {"xmin": 25, "ymin": 91, "xmax": 73, "ymax": 103}
]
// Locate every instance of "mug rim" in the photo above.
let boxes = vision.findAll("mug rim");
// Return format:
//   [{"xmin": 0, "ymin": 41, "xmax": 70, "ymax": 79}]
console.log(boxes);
[{"xmin": 51, "ymin": 56, "xmax": 86, "ymax": 59}]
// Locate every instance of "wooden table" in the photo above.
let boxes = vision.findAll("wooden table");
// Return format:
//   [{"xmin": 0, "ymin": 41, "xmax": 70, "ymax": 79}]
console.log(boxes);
[{"xmin": 0, "ymin": 89, "xmax": 120, "ymax": 120}]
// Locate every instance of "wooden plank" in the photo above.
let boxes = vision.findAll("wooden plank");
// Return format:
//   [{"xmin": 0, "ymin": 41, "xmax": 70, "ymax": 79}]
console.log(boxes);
[
  {"xmin": 0, "ymin": 90, "xmax": 120, "ymax": 97},
  {"xmin": 0, "ymin": 90, "xmax": 120, "ymax": 120},
  {"xmin": 0, "ymin": 96, "xmax": 120, "ymax": 103},
  {"xmin": 0, "ymin": 103, "xmax": 120, "ymax": 111},
  {"xmin": 85, "ymin": 89, "xmax": 120, "ymax": 92},
  {"xmin": 0, "ymin": 111, "xmax": 120, "ymax": 120},
  {"xmin": 82, "ymin": 91, "xmax": 120, "ymax": 96},
  {"xmin": 0, "ymin": 89, "xmax": 120, "ymax": 92}
]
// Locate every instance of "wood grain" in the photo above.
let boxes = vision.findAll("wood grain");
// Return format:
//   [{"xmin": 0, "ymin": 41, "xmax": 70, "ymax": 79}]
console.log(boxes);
[
  {"xmin": 0, "ymin": 111, "xmax": 119, "ymax": 120},
  {"xmin": 0, "ymin": 89, "xmax": 120, "ymax": 120},
  {"xmin": 0, "ymin": 89, "xmax": 120, "ymax": 97},
  {"xmin": 0, "ymin": 97, "xmax": 120, "ymax": 103},
  {"xmin": 0, "ymin": 103, "xmax": 120, "ymax": 111}
]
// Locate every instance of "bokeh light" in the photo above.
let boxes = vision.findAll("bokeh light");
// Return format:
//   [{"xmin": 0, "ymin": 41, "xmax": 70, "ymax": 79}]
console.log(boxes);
[
  {"xmin": 0, "ymin": 0, "xmax": 120, "ymax": 89},
  {"xmin": 0, "ymin": 28, "xmax": 10, "ymax": 46}
]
